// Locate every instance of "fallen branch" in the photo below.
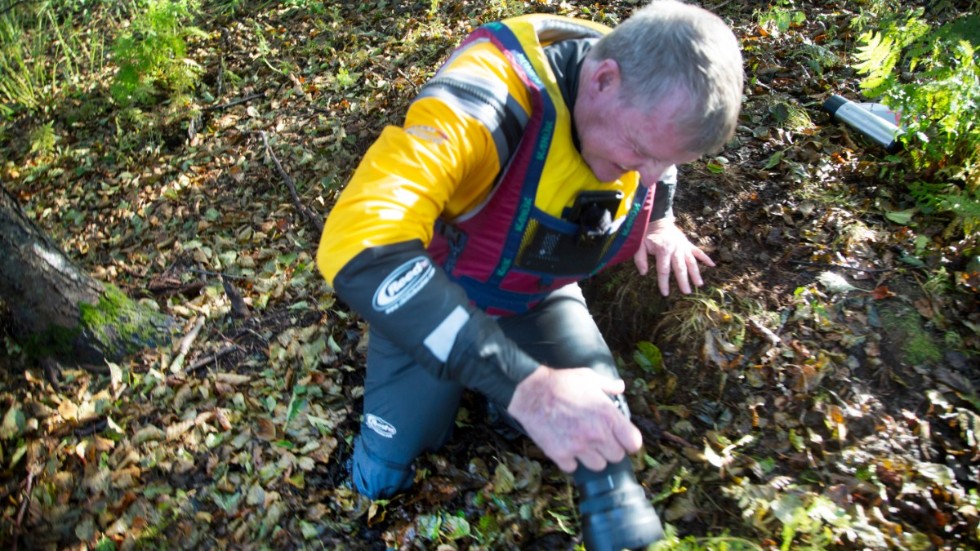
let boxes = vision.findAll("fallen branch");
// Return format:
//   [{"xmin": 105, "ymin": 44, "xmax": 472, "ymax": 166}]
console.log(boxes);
[
  {"xmin": 186, "ymin": 343, "xmax": 242, "ymax": 373},
  {"xmin": 660, "ymin": 430, "xmax": 698, "ymax": 450},
  {"xmin": 169, "ymin": 316, "xmax": 206, "ymax": 373},
  {"xmin": 260, "ymin": 130, "xmax": 324, "ymax": 235},
  {"xmin": 202, "ymin": 91, "xmax": 265, "ymax": 112},
  {"xmin": 187, "ymin": 267, "xmax": 247, "ymax": 279},
  {"xmin": 748, "ymin": 318, "xmax": 783, "ymax": 347},
  {"xmin": 148, "ymin": 276, "xmax": 206, "ymax": 298},
  {"xmin": 12, "ymin": 469, "xmax": 34, "ymax": 551}
]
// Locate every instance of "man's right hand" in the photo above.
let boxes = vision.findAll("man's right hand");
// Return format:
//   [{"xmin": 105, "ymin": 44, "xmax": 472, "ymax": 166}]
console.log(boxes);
[{"xmin": 506, "ymin": 366, "xmax": 643, "ymax": 472}]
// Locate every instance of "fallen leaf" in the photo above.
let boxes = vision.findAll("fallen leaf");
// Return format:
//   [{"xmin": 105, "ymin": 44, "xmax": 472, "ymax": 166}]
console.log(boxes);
[
  {"xmin": 255, "ymin": 417, "xmax": 277, "ymax": 441},
  {"xmin": 216, "ymin": 373, "xmax": 251, "ymax": 385},
  {"xmin": 885, "ymin": 208, "xmax": 916, "ymax": 225},
  {"xmin": 58, "ymin": 400, "xmax": 79, "ymax": 422},
  {"xmin": 817, "ymin": 271, "xmax": 865, "ymax": 294},
  {"xmin": 134, "ymin": 425, "xmax": 166, "ymax": 444},
  {"xmin": 1, "ymin": 406, "xmax": 25, "ymax": 439},
  {"xmin": 493, "ymin": 463, "xmax": 516, "ymax": 494},
  {"xmin": 913, "ymin": 297, "xmax": 935, "ymax": 319},
  {"xmin": 871, "ymin": 285, "xmax": 896, "ymax": 299}
]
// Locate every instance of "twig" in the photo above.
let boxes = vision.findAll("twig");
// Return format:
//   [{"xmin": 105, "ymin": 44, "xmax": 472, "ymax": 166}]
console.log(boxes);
[
  {"xmin": 748, "ymin": 318, "xmax": 783, "ymax": 347},
  {"xmin": 169, "ymin": 317, "xmax": 206, "ymax": 373},
  {"xmin": 12, "ymin": 469, "xmax": 34, "ymax": 551},
  {"xmin": 235, "ymin": 327, "xmax": 269, "ymax": 347},
  {"xmin": 660, "ymin": 430, "xmax": 698, "ymax": 449},
  {"xmin": 186, "ymin": 343, "xmax": 242, "ymax": 373},
  {"xmin": 634, "ymin": 416, "xmax": 697, "ymax": 449},
  {"xmin": 260, "ymin": 130, "xmax": 325, "ymax": 234},
  {"xmin": 187, "ymin": 267, "xmax": 248, "ymax": 280},
  {"xmin": 74, "ymin": 418, "xmax": 108, "ymax": 437},
  {"xmin": 788, "ymin": 260, "xmax": 892, "ymax": 273},
  {"xmin": 396, "ymin": 67, "xmax": 420, "ymax": 96},
  {"xmin": 216, "ymin": 49, "xmax": 226, "ymax": 100},
  {"xmin": 202, "ymin": 92, "xmax": 265, "ymax": 112}
]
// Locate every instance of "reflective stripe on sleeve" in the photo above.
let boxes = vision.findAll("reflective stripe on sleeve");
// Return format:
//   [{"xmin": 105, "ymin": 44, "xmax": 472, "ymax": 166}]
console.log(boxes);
[{"xmin": 423, "ymin": 305, "xmax": 471, "ymax": 362}]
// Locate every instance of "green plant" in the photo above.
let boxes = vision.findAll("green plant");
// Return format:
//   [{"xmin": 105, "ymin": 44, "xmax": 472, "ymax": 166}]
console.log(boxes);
[
  {"xmin": 28, "ymin": 122, "xmax": 58, "ymax": 155},
  {"xmin": 485, "ymin": 0, "xmax": 524, "ymax": 19},
  {"xmin": 1, "ymin": 11, "xmax": 60, "ymax": 114},
  {"xmin": 283, "ymin": 0, "xmax": 324, "ymax": 13},
  {"xmin": 208, "ymin": 0, "xmax": 249, "ymax": 16},
  {"xmin": 652, "ymin": 524, "xmax": 764, "ymax": 551},
  {"xmin": 335, "ymin": 66, "xmax": 356, "ymax": 89},
  {"xmin": 0, "ymin": 1, "xmax": 112, "ymax": 117},
  {"xmin": 633, "ymin": 340, "xmax": 664, "ymax": 374},
  {"xmin": 110, "ymin": 0, "xmax": 206, "ymax": 106},
  {"xmin": 852, "ymin": 9, "xmax": 980, "ymax": 232},
  {"xmin": 755, "ymin": 2, "xmax": 805, "ymax": 37},
  {"xmin": 879, "ymin": 305, "xmax": 943, "ymax": 365},
  {"xmin": 656, "ymin": 289, "xmax": 745, "ymax": 347},
  {"xmin": 938, "ymin": 187, "xmax": 980, "ymax": 235}
]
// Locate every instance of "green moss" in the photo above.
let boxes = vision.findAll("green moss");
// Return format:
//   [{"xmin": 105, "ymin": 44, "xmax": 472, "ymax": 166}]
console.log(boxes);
[
  {"xmin": 880, "ymin": 306, "xmax": 943, "ymax": 366},
  {"xmin": 24, "ymin": 284, "xmax": 171, "ymax": 362},
  {"xmin": 79, "ymin": 283, "xmax": 128, "ymax": 327},
  {"xmin": 79, "ymin": 283, "xmax": 172, "ymax": 360}
]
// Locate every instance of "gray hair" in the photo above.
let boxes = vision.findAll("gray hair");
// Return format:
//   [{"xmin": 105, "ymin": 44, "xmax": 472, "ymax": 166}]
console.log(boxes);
[{"xmin": 591, "ymin": 0, "xmax": 744, "ymax": 154}]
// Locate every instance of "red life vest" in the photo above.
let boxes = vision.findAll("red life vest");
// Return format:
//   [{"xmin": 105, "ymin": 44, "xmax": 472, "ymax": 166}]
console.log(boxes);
[{"xmin": 426, "ymin": 17, "xmax": 654, "ymax": 316}]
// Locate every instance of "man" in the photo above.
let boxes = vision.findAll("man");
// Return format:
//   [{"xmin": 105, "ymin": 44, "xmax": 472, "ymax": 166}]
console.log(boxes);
[{"xmin": 316, "ymin": 1, "xmax": 743, "ymax": 549}]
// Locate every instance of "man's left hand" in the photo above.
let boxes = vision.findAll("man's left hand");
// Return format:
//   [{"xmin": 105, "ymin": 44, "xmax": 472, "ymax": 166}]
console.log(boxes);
[{"xmin": 633, "ymin": 217, "xmax": 715, "ymax": 296}]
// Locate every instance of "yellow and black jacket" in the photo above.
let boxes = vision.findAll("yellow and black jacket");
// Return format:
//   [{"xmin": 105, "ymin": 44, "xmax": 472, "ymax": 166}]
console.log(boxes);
[{"xmin": 316, "ymin": 15, "xmax": 673, "ymax": 406}]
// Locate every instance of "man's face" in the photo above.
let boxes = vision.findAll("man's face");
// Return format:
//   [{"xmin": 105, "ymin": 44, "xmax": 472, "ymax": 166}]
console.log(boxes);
[{"xmin": 575, "ymin": 60, "xmax": 701, "ymax": 186}]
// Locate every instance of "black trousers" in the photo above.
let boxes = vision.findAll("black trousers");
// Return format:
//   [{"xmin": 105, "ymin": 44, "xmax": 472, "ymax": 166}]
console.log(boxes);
[{"xmin": 351, "ymin": 283, "xmax": 625, "ymax": 499}]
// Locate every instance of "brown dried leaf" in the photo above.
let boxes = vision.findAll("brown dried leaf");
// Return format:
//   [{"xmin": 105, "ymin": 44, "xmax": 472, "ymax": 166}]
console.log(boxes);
[
  {"xmin": 255, "ymin": 417, "xmax": 277, "ymax": 441},
  {"xmin": 167, "ymin": 419, "xmax": 195, "ymax": 441},
  {"xmin": 702, "ymin": 330, "xmax": 730, "ymax": 369},
  {"xmin": 872, "ymin": 285, "xmax": 896, "ymax": 299},
  {"xmin": 111, "ymin": 468, "xmax": 141, "ymax": 490},
  {"xmin": 914, "ymin": 297, "xmax": 935, "ymax": 319},
  {"xmin": 216, "ymin": 373, "xmax": 251, "ymax": 386},
  {"xmin": 58, "ymin": 399, "xmax": 79, "ymax": 422},
  {"xmin": 215, "ymin": 408, "xmax": 233, "ymax": 431},
  {"xmin": 134, "ymin": 425, "xmax": 166, "ymax": 444},
  {"xmin": 308, "ymin": 436, "xmax": 338, "ymax": 464}
]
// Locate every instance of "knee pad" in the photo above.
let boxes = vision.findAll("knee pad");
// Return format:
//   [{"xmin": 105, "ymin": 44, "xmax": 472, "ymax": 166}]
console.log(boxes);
[{"xmin": 351, "ymin": 437, "xmax": 416, "ymax": 500}]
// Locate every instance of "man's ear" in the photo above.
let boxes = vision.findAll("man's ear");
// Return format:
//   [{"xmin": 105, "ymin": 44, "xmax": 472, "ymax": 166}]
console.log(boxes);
[{"xmin": 592, "ymin": 58, "xmax": 622, "ymax": 94}]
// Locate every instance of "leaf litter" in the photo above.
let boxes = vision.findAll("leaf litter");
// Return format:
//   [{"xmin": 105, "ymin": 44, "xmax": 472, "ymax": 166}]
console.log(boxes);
[{"xmin": 0, "ymin": 1, "xmax": 977, "ymax": 550}]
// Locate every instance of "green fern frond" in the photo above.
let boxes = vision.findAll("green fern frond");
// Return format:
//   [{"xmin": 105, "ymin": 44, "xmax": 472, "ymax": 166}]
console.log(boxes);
[
  {"xmin": 853, "ymin": 31, "xmax": 900, "ymax": 95},
  {"xmin": 939, "ymin": 193, "xmax": 980, "ymax": 234}
]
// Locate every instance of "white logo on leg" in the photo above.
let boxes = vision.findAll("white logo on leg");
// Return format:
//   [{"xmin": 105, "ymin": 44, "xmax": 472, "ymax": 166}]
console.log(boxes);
[{"xmin": 366, "ymin": 413, "xmax": 397, "ymax": 438}]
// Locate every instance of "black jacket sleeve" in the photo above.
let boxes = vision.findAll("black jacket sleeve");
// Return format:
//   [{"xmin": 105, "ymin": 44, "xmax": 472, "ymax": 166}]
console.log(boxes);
[
  {"xmin": 649, "ymin": 165, "xmax": 678, "ymax": 221},
  {"xmin": 332, "ymin": 240, "xmax": 540, "ymax": 406}
]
